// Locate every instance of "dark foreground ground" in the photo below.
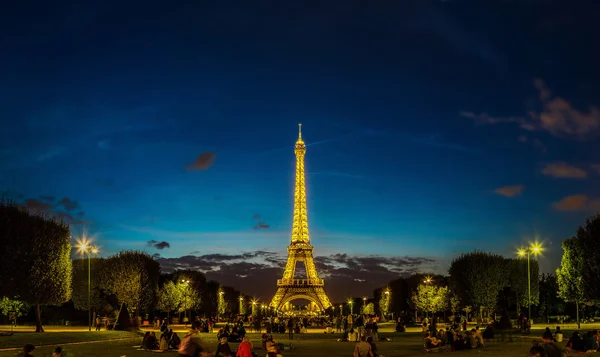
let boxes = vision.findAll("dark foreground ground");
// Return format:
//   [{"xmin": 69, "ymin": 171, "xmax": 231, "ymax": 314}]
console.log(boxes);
[{"xmin": 2, "ymin": 329, "xmax": 597, "ymax": 357}]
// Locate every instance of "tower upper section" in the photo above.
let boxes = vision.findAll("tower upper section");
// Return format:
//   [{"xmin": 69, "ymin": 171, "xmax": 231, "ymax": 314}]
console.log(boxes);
[{"xmin": 291, "ymin": 123, "xmax": 310, "ymax": 245}]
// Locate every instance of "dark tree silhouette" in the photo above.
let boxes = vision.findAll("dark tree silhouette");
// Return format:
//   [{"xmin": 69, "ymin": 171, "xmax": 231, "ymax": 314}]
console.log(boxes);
[{"xmin": 0, "ymin": 200, "xmax": 72, "ymax": 332}]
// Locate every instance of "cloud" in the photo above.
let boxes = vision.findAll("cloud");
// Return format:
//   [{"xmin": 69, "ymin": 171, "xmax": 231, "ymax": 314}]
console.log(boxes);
[
  {"xmin": 17, "ymin": 195, "xmax": 87, "ymax": 225},
  {"xmin": 552, "ymin": 194, "xmax": 600, "ymax": 212},
  {"xmin": 463, "ymin": 79, "xmax": 600, "ymax": 139},
  {"xmin": 541, "ymin": 162, "xmax": 587, "ymax": 179},
  {"xmin": 156, "ymin": 251, "xmax": 438, "ymax": 302},
  {"xmin": 147, "ymin": 240, "xmax": 171, "ymax": 250},
  {"xmin": 532, "ymin": 80, "xmax": 600, "ymax": 138},
  {"xmin": 252, "ymin": 214, "xmax": 261, "ymax": 220},
  {"xmin": 186, "ymin": 152, "xmax": 216, "ymax": 171},
  {"xmin": 23, "ymin": 198, "xmax": 53, "ymax": 213},
  {"xmin": 58, "ymin": 197, "xmax": 80, "ymax": 211},
  {"xmin": 494, "ymin": 184, "xmax": 525, "ymax": 198},
  {"xmin": 253, "ymin": 222, "xmax": 270, "ymax": 230}
]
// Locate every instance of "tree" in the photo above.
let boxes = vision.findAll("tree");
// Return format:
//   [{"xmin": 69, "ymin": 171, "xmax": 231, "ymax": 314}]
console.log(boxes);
[
  {"xmin": 72, "ymin": 258, "xmax": 109, "ymax": 323},
  {"xmin": 573, "ymin": 214, "xmax": 600, "ymax": 300},
  {"xmin": 411, "ymin": 285, "xmax": 449, "ymax": 316},
  {"xmin": 363, "ymin": 302, "xmax": 375, "ymax": 315},
  {"xmin": 100, "ymin": 251, "xmax": 159, "ymax": 328},
  {"xmin": 557, "ymin": 237, "xmax": 585, "ymax": 328},
  {"xmin": 449, "ymin": 252, "xmax": 508, "ymax": 319},
  {"xmin": 508, "ymin": 258, "xmax": 540, "ymax": 315},
  {"xmin": 450, "ymin": 294, "xmax": 461, "ymax": 315},
  {"xmin": 538, "ymin": 274, "xmax": 565, "ymax": 320},
  {"xmin": 0, "ymin": 296, "xmax": 29, "ymax": 324},
  {"xmin": 201, "ymin": 280, "xmax": 220, "ymax": 317},
  {"xmin": 178, "ymin": 281, "xmax": 201, "ymax": 322},
  {"xmin": 378, "ymin": 290, "xmax": 390, "ymax": 318},
  {"xmin": 156, "ymin": 281, "xmax": 182, "ymax": 319},
  {"xmin": 0, "ymin": 201, "xmax": 72, "ymax": 332}
]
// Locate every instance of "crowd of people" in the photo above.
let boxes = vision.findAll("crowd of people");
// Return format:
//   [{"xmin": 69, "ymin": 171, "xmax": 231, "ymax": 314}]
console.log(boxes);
[
  {"xmin": 423, "ymin": 325, "xmax": 488, "ymax": 352},
  {"xmin": 14, "ymin": 312, "xmax": 600, "ymax": 357}
]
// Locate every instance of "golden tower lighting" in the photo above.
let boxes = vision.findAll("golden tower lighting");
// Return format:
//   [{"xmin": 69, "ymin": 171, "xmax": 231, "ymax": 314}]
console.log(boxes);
[{"xmin": 270, "ymin": 124, "xmax": 332, "ymax": 312}]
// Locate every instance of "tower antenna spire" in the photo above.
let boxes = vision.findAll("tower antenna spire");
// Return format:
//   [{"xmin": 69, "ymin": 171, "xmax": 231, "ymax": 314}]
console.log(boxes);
[{"xmin": 298, "ymin": 123, "xmax": 302, "ymax": 140}]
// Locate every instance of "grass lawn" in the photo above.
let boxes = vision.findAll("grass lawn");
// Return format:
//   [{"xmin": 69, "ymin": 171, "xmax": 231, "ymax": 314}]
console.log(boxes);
[
  {"xmin": 0, "ymin": 331, "xmax": 139, "ymax": 350},
  {"xmin": 2, "ymin": 330, "xmax": 593, "ymax": 357}
]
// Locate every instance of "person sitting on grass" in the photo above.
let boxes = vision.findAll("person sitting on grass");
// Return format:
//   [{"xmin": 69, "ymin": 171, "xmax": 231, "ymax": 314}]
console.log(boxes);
[
  {"xmin": 159, "ymin": 333, "xmax": 169, "ymax": 351},
  {"xmin": 566, "ymin": 331, "xmax": 584, "ymax": 351},
  {"xmin": 529, "ymin": 344, "xmax": 545, "ymax": 357},
  {"xmin": 584, "ymin": 331, "xmax": 598, "ymax": 352},
  {"xmin": 423, "ymin": 332, "xmax": 440, "ymax": 351},
  {"xmin": 20, "ymin": 344, "xmax": 35, "ymax": 357},
  {"xmin": 452, "ymin": 330, "xmax": 468, "ymax": 351},
  {"xmin": 52, "ymin": 346, "xmax": 70, "ymax": 357},
  {"xmin": 143, "ymin": 331, "xmax": 159, "ymax": 350},
  {"xmin": 265, "ymin": 334, "xmax": 279, "ymax": 357},
  {"xmin": 541, "ymin": 330, "xmax": 563, "ymax": 357},
  {"xmin": 215, "ymin": 337, "xmax": 233, "ymax": 357},
  {"xmin": 236, "ymin": 336, "xmax": 254, "ymax": 357},
  {"xmin": 170, "ymin": 329, "xmax": 182, "ymax": 349},
  {"xmin": 554, "ymin": 326, "xmax": 563, "ymax": 343},
  {"xmin": 354, "ymin": 335, "xmax": 374, "ymax": 357},
  {"xmin": 366, "ymin": 336, "xmax": 378, "ymax": 357},
  {"xmin": 178, "ymin": 321, "xmax": 207, "ymax": 357},
  {"xmin": 465, "ymin": 329, "xmax": 477, "ymax": 349}
]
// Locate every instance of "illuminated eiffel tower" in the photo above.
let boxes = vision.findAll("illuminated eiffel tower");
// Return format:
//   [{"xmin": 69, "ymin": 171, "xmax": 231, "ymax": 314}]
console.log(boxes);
[{"xmin": 269, "ymin": 124, "xmax": 332, "ymax": 312}]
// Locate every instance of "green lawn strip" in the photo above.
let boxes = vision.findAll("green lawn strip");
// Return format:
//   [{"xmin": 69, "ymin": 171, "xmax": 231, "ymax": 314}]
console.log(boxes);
[{"xmin": 0, "ymin": 331, "xmax": 140, "ymax": 350}]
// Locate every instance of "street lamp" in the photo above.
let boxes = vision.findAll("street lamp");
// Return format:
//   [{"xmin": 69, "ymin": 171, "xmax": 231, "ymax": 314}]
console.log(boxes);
[
  {"xmin": 362, "ymin": 297, "xmax": 367, "ymax": 314},
  {"xmin": 76, "ymin": 238, "xmax": 99, "ymax": 332},
  {"xmin": 181, "ymin": 280, "xmax": 190, "ymax": 325},
  {"xmin": 348, "ymin": 299, "xmax": 354, "ymax": 315},
  {"xmin": 218, "ymin": 291, "xmax": 225, "ymax": 321},
  {"xmin": 424, "ymin": 276, "xmax": 432, "ymax": 284},
  {"xmin": 517, "ymin": 242, "xmax": 543, "ymax": 322}
]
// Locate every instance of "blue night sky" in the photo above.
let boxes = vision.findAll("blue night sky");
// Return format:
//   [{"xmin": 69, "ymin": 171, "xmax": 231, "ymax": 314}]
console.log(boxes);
[{"xmin": 1, "ymin": 1, "xmax": 599, "ymax": 301}]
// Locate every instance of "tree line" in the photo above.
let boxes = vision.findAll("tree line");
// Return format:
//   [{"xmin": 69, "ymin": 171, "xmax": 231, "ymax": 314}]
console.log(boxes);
[
  {"xmin": 0, "ymin": 200, "xmax": 254, "ymax": 332},
  {"xmin": 374, "ymin": 213, "xmax": 600, "ymax": 326}
]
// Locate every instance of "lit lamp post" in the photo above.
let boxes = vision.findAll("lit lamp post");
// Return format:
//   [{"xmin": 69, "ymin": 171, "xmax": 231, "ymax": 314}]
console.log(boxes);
[
  {"xmin": 517, "ymin": 243, "xmax": 542, "ymax": 322},
  {"xmin": 181, "ymin": 279, "xmax": 190, "ymax": 325},
  {"xmin": 348, "ymin": 299, "xmax": 354, "ymax": 315},
  {"xmin": 362, "ymin": 297, "xmax": 367, "ymax": 314},
  {"xmin": 423, "ymin": 276, "xmax": 433, "ymax": 320},
  {"xmin": 218, "ymin": 291, "xmax": 225, "ymax": 321},
  {"xmin": 239, "ymin": 297, "xmax": 244, "ymax": 315},
  {"xmin": 76, "ymin": 238, "xmax": 99, "ymax": 332},
  {"xmin": 384, "ymin": 290, "xmax": 390, "ymax": 321}
]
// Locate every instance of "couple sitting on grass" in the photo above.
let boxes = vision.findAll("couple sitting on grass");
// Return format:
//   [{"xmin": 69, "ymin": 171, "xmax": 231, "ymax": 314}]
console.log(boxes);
[
  {"xmin": 353, "ymin": 335, "xmax": 380, "ymax": 357},
  {"xmin": 528, "ymin": 329, "xmax": 563, "ymax": 357},
  {"xmin": 18, "ymin": 344, "xmax": 68, "ymax": 357},
  {"xmin": 176, "ymin": 321, "xmax": 256, "ymax": 357}
]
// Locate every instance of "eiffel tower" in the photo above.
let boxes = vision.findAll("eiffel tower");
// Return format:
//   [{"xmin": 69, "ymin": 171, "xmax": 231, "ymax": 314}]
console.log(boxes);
[{"xmin": 270, "ymin": 124, "xmax": 332, "ymax": 312}]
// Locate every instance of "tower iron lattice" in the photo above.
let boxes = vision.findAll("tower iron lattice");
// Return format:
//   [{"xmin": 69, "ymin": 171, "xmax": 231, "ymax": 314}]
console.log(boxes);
[{"xmin": 269, "ymin": 124, "xmax": 332, "ymax": 312}]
